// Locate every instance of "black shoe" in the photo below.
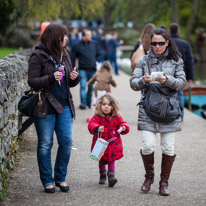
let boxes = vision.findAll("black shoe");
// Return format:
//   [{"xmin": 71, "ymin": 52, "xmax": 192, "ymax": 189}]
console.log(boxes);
[
  {"xmin": 55, "ymin": 182, "xmax": 70, "ymax": 192},
  {"xmin": 44, "ymin": 186, "xmax": 55, "ymax": 193},
  {"xmin": 108, "ymin": 176, "xmax": 117, "ymax": 187},
  {"xmin": 79, "ymin": 105, "xmax": 86, "ymax": 110},
  {"xmin": 99, "ymin": 175, "xmax": 106, "ymax": 185}
]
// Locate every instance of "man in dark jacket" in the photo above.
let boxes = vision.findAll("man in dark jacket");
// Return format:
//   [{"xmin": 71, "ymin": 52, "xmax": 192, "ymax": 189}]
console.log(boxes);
[
  {"xmin": 71, "ymin": 29, "xmax": 101, "ymax": 109},
  {"xmin": 169, "ymin": 23, "xmax": 194, "ymax": 121}
]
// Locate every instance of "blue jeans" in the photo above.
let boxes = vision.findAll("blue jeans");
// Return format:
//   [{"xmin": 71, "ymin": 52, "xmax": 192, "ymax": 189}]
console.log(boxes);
[
  {"xmin": 79, "ymin": 70, "xmax": 95, "ymax": 107},
  {"xmin": 33, "ymin": 106, "xmax": 73, "ymax": 187},
  {"xmin": 178, "ymin": 89, "xmax": 184, "ymax": 120},
  {"xmin": 109, "ymin": 54, "xmax": 119, "ymax": 75}
]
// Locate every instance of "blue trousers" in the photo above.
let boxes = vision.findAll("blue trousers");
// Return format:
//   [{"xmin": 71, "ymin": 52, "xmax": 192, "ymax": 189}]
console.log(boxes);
[
  {"xmin": 109, "ymin": 54, "xmax": 119, "ymax": 75},
  {"xmin": 178, "ymin": 89, "xmax": 184, "ymax": 120},
  {"xmin": 33, "ymin": 106, "xmax": 73, "ymax": 186},
  {"xmin": 79, "ymin": 70, "xmax": 95, "ymax": 107}
]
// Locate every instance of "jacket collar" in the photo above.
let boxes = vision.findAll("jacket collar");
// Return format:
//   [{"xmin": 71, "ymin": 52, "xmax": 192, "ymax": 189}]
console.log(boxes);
[
  {"xmin": 170, "ymin": 34, "xmax": 180, "ymax": 39},
  {"xmin": 35, "ymin": 43, "xmax": 67, "ymax": 63},
  {"xmin": 148, "ymin": 47, "xmax": 168, "ymax": 63}
]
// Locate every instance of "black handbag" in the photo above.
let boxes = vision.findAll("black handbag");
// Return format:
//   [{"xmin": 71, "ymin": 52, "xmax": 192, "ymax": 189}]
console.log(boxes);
[
  {"xmin": 143, "ymin": 84, "xmax": 180, "ymax": 123},
  {"xmin": 142, "ymin": 56, "xmax": 180, "ymax": 123},
  {"xmin": 18, "ymin": 89, "xmax": 42, "ymax": 116}
]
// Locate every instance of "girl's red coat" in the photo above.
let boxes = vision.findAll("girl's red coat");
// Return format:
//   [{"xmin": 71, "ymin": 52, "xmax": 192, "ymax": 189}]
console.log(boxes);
[{"xmin": 88, "ymin": 114, "xmax": 129, "ymax": 162}]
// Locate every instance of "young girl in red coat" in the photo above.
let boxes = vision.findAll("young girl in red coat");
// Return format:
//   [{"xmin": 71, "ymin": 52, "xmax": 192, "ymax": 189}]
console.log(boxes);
[{"xmin": 88, "ymin": 94, "xmax": 129, "ymax": 187}]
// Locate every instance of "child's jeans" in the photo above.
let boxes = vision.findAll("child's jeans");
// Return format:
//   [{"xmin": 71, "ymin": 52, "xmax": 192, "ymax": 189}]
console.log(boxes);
[{"xmin": 99, "ymin": 161, "xmax": 115, "ymax": 176}]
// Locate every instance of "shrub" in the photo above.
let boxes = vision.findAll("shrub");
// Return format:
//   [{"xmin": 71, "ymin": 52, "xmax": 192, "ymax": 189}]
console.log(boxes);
[{"xmin": 0, "ymin": 28, "xmax": 36, "ymax": 48}]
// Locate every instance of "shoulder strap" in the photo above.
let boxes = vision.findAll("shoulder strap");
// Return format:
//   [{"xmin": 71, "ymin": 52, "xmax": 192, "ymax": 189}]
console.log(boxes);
[
  {"xmin": 146, "ymin": 55, "xmax": 151, "ymax": 75},
  {"xmin": 142, "ymin": 55, "xmax": 151, "ymax": 75}
]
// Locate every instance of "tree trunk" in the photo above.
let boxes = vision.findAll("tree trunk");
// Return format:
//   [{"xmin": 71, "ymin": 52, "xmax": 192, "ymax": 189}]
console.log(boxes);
[
  {"xmin": 186, "ymin": 0, "xmax": 199, "ymax": 42},
  {"xmin": 171, "ymin": 0, "xmax": 178, "ymax": 23}
]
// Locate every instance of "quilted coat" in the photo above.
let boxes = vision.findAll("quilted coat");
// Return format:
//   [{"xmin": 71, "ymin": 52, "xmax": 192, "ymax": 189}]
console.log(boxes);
[
  {"xmin": 130, "ymin": 48, "xmax": 186, "ymax": 133},
  {"xmin": 88, "ymin": 114, "xmax": 129, "ymax": 162}
]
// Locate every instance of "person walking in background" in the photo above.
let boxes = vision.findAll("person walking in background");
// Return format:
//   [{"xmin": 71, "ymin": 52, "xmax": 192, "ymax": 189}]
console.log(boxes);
[
  {"xmin": 28, "ymin": 23, "xmax": 80, "ymax": 193},
  {"xmin": 130, "ymin": 27, "xmax": 186, "ymax": 196},
  {"xmin": 131, "ymin": 23, "xmax": 155, "ymax": 71},
  {"xmin": 107, "ymin": 32, "xmax": 124, "ymax": 75},
  {"xmin": 88, "ymin": 94, "xmax": 129, "ymax": 187},
  {"xmin": 66, "ymin": 27, "xmax": 81, "ymax": 55},
  {"xmin": 169, "ymin": 23, "xmax": 194, "ymax": 121},
  {"xmin": 71, "ymin": 29, "xmax": 101, "ymax": 110},
  {"xmin": 87, "ymin": 61, "xmax": 117, "ymax": 106},
  {"xmin": 68, "ymin": 27, "xmax": 81, "ymax": 49},
  {"xmin": 92, "ymin": 28, "xmax": 106, "ymax": 63}
]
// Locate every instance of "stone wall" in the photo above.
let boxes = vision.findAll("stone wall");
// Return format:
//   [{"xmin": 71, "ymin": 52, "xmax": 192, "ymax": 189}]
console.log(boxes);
[{"xmin": 0, "ymin": 49, "xmax": 32, "ymax": 200}]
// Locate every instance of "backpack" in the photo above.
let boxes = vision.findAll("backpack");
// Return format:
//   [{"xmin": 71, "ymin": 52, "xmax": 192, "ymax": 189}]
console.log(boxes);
[
  {"xmin": 143, "ymin": 84, "xmax": 181, "ymax": 123},
  {"xmin": 142, "ymin": 56, "xmax": 181, "ymax": 123}
]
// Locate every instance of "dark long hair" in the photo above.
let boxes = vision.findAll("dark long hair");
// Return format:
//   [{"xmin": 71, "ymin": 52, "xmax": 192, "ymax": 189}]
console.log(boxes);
[
  {"xmin": 39, "ymin": 23, "xmax": 68, "ymax": 62},
  {"xmin": 151, "ymin": 27, "xmax": 181, "ymax": 61}
]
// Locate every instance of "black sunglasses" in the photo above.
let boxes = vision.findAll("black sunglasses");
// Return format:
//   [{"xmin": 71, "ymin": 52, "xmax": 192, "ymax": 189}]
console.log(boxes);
[{"xmin": 151, "ymin": 41, "xmax": 166, "ymax": 46}]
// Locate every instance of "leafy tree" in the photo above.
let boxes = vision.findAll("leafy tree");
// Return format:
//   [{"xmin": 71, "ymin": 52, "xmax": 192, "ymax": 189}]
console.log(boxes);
[
  {"xmin": 0, "ymin": 0, "xmax": 105, "ymax": 34},
  {"xmin": 0, "ymin": 0, "xmax": 15, "ymax": 35},
  {"xmin": 103, "ymin": 0, "xmax": 205, "ymax": 43}
]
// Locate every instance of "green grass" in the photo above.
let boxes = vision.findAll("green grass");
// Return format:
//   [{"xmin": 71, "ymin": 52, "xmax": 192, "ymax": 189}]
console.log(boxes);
[{"xmin": 0, "ymin": 47, "xmax": 19, "ymax": 58}]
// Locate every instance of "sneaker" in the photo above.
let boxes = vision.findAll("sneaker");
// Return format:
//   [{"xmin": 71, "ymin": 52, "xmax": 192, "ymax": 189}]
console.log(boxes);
[{"xmin": 79, "ymin": 105, "xmax": 86, "ymax": 110}]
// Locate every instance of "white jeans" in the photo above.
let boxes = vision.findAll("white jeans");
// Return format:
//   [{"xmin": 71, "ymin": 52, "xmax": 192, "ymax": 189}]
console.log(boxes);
[{"xmin": 141, "ymin": 130, "xmax": 175, "ymax": 156}]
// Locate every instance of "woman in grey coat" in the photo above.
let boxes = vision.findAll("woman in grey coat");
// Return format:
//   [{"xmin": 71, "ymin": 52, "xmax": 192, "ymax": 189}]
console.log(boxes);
[{"xmin": 130, "ymin": 27, "xmax": 186, "ymax": 196}]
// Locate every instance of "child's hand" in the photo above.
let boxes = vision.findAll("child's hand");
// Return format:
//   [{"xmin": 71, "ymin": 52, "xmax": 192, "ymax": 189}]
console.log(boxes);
[
  {"xmin": 117, "ymin": 126, "xmax": 126, "ymax": 133},
  {"xmin": 121, "ymin": 126, "xmax": 126, "ymax": 131},
  {"xmin": 99, "ymin": 126, "xmax": 104, "ymax": 133}
]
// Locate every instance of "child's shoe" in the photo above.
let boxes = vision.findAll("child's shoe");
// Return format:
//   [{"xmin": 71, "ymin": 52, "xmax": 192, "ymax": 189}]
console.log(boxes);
[
  {"xmin": 99, "ymin": 174, "xmax": 107, "ymax": 184},
  {"xmin": 108, "ymin": 175, "xmax": 117, "ymax": 187},
  {"xmin": 99, "ymin": 171, "xmax": 106, "ymax": 184}
]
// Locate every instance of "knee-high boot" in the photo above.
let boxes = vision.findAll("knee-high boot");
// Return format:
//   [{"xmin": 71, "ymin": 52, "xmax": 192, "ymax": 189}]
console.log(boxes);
[
  {"xmin": 140, "ymin": 150, "xmax": 154, "ymax": 192},
  {"xmin": 159, "ymin": 153, "xmax": 176, "ymax": 196}
]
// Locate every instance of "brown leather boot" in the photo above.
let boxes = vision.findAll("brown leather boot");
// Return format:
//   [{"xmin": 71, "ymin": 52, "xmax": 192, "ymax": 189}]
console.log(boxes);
[
  {"xmin": 159, "ymin": 153, "xmax": 176, "ymax": 196},
  {"xmin": 140, "ymin": 150, "xmax": 154, "ymax": 192}
]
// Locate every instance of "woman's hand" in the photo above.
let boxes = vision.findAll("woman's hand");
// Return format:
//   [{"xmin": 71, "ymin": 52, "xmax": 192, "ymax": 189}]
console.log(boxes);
[
  {"xmin": 99, "ymin": 126, "xmax": 104, "ymax": 133},
  {"xmin": 54, "ymin": 71, "xmax": 62, "ymax": 81},
  {"xmin": 144, "ymin": 73, "xmax": 152, "ymax": 83},
  {"xmin": 70, "ymin": 67, "xmax": 78, "ymax": 80},
  {"xmin": 155, "ymin": 75, "xmax": 166, "ymax": 84}
]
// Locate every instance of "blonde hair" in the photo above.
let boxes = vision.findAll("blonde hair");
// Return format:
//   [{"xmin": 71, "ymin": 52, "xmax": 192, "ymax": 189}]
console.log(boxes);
[
  {"xmin": 95, "ymin": 94, "xmax": 120, "ymax": 117},
  {"xmin": 100, "ymin": 61, "xmax": 112, "ymax": 72},
  {"xmin": 140, "ymin": 23, "xmax": 155, "ymax": 52}
]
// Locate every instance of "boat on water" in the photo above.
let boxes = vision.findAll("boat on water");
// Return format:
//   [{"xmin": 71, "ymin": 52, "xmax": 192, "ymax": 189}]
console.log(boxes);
[{"xmin": 183, "ymin": 85, "xmax": 206, "ymax": 119}]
